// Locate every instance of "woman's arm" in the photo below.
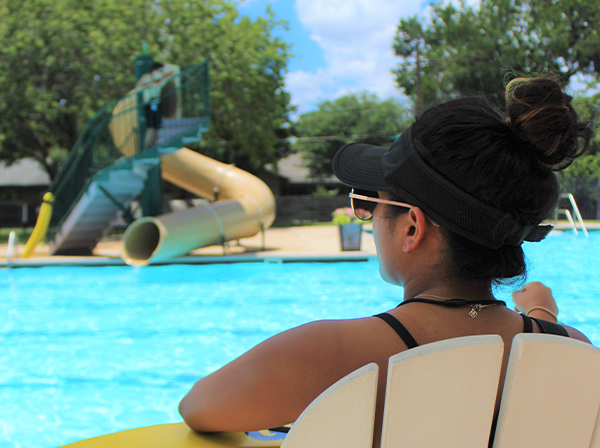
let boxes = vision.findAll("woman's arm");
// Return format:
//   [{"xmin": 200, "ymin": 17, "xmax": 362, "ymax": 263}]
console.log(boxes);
[
  {"xmin": 512, "ymin": 281, "xmax": 591, "ymax": 343},
  {"xmin": 179, "ymin": 319, "xmax": 356, "ymax": 432},
  {"xmin": 512, "ymin": 282, "xmax": 559, "ymax": 322}
]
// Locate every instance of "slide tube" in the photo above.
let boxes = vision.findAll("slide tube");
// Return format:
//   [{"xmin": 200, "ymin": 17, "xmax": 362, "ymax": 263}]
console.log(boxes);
[{"xmin": 122, "ymin": 149, "xmax": 275, "ymax": 266}]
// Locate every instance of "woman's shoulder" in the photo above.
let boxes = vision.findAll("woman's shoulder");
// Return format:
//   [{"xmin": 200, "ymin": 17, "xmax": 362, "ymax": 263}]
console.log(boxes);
[
  {"xmin": 274, "ymin": 317, "xmax": 391, "ymax": 356},
  {"xmin": 266, "ymin": 317, "xmax": 408, "ymax": 375},
  {"xmin": 563, "ymin": 324, "xmax": 592, "ymax": 343}
]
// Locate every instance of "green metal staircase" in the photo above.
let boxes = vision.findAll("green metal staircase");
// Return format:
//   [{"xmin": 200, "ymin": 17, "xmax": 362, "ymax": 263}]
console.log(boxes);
[{"xmin": 47, "ymin": 61, "xmax": 209, "ymax": 255}]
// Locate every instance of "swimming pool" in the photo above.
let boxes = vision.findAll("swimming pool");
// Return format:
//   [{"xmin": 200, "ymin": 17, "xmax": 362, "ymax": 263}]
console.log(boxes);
[{"xmin": 1, "ymin": 231, "xmax": 599, "ymax": 448}]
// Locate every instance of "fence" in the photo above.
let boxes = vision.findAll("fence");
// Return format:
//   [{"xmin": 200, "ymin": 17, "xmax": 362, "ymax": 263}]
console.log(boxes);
[
  {"xmin": 5, "ymin": 177, "xmax": 597, "ymax": 230},
  {"xmin": 273, "ymin": 195, "xmax": 350, "ymax": 226},
  {"xmin": 273, "ymin": 176, "xmax": 600, "ymax": 227}
]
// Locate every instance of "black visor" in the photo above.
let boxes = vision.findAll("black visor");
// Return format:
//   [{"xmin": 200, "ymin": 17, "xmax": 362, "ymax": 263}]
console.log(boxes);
[{"xmin": 332, "ymin": 125, "xmax": 552, "ymax": 249}]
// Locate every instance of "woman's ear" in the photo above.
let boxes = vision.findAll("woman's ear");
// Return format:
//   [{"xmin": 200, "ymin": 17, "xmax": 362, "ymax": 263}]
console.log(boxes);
[{"xmin": 402, "ymin": 207, "xmax": 429, "ymax": 253}]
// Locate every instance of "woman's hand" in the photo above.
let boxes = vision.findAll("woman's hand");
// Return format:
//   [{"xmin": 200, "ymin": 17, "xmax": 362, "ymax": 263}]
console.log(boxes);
[{"xmin": 512, "ymin": 281, "xmax": 559, "ymax": 322}]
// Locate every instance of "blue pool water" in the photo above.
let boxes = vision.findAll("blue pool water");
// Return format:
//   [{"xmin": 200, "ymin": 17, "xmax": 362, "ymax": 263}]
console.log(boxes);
[{"xmin": 1, "ymin": 231, "xmax": 599, "ymax": 448}]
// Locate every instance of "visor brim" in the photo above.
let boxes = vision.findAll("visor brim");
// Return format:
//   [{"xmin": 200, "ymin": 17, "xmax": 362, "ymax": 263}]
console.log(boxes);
[{"xmin": 332, "ymin": 143, "xmax": 396, "ymax": 192}]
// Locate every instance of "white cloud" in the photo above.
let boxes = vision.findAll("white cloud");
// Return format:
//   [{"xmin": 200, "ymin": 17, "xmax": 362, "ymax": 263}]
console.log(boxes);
[
  {"xmin": 285, "ymin": 69, "xmax": 332, "ymax": 116},
  {"xmin": 288, "ymin": 0, "xmax": 421, "ymax": 113},
  {"xmin": 287, "ymin": 0, "xmax": 487, "ymax": 113}
]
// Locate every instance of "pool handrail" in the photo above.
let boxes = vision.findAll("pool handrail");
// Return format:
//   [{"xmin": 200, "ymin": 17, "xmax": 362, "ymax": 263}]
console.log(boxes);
[
  {"xmin": 7, "ymin": 231, "xmax": 18, "ymax": 267},
  {"xmin": 556, "ymin": 193, "xmax": 588, "ymax": 237}
]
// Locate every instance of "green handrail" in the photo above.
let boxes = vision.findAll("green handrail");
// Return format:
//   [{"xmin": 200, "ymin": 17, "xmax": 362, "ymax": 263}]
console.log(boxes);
[{"xmin": 48, "ymin": 60, "xmax": 209, "ymax": 234}]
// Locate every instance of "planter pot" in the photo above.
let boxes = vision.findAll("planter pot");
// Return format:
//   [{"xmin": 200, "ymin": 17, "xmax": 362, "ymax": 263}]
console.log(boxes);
[{"xmin": 338, "ymin": 222, "xmax": 362, "ymax": 251}]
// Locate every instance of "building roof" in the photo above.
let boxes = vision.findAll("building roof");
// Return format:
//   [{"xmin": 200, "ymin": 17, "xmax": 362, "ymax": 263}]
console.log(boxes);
[
  {"xmin": 0, "ymin": 159, "xmax": 50, "ymax": 187},
  {"xmin": 1, "ymin": 154, "xmax": 337, "ymax": 188}
]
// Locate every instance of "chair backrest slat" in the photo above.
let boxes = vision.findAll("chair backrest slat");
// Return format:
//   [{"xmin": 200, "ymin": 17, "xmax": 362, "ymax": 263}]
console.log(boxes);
[
  {"xmin": 380, "ymin": 335, "xmax": 504, "ymax": 448},
  {"xmin": 280, "ymin": 363, "xmax": 378, "ymax": 448},
  {"xmin": 590, "ymin": 409, "xmax": 600, "ymax": 448},
  {"xmin": 493, "ymin": 333, "xmax": 600, "ymax": 448}
]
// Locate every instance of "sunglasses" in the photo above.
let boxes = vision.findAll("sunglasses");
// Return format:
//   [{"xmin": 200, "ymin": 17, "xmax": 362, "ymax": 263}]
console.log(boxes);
[{"xmin": 349, "ymin": 189, "xmax": 413, "ymax": 222}]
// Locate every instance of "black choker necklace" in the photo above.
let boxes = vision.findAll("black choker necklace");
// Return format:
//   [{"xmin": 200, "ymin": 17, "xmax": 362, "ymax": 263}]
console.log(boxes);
[{"xmin": 400, "ymin": 294, "xmax": 507, "ymax": 319}]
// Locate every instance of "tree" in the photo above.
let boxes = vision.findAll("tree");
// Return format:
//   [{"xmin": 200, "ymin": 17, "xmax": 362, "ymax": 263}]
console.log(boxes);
[
  {"xmin": 0, "ymin": 0, "xmax": 137, "ymax": 178},
  {"xmin": 158, "ymin": 2, "xmax": 292, "ymax": 173},
  {"xmin": 393, "ymin": 0, "xmax": 600, "ymax": 110},
  {"xmin": 294, "ymin": 92, "xmax": 412, "ymax": 179},
  {"xmin": 561, "ymin": 93, "xmax": 600, "ymax": 177},
  {"xmin": 528, "ymin": 0, "xmax": 600, "ymax": 80},
  {"xmin": 0, "ymin": 0, "xmax": 291, "ymax": 179},
  {"xmin": 572, "ymin": 93, "xmax": 600, "ymax": 155},
  {"xmin": 393, "ymin": 17, "xmax": 453, "ymax": 115}
]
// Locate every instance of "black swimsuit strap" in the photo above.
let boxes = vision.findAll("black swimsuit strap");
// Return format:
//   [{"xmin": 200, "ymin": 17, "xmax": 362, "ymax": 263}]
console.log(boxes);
[
  {"xmin": 374, "ymin": 313, "xmax": 419, "ymax": 349},
  {"xmin": 532, "ymin": 317, "xmax": 569, "ymax": 336},
  {"xmin": 522, "ymin": 314, "xmax": 570, "ymax": 336},
  {"xmin": 375, "ymin": 301, "xmax": 568, "ymax": 354},
  {"xmin": 397, "ymin": 298, "xmax": 507, "ymax": 308},
  {"xmin": 521, "ymin": 314, "xmax": 534, "ymax": 333}
]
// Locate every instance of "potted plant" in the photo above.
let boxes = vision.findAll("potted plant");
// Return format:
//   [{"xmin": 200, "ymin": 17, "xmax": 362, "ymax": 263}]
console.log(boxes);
[{"xmin": 332, "ymin": 207, "xmax": 365, "ymax": 251}]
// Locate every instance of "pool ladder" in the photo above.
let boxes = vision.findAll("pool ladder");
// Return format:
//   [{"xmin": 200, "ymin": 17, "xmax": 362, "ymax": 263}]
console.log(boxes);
[
  {"xmin": 7, "ymin": 231, "xmax": 18, "ymax": 267},
  {"xmin": 555, "ymin": 193, "xmax": 588, "ymax": 237}
]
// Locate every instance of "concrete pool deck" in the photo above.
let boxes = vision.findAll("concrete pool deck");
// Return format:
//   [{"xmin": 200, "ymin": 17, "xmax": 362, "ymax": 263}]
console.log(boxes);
[
  {"xmin": 0, "ymin": 221, "xmax": 597, "ymax": 268},
  {"xmin": 0, "ymin": 224, "xmax": 378, "ymax": 267}
]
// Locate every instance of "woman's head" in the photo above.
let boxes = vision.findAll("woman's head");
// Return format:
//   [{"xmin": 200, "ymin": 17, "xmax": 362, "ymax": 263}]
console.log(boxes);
[{"xmin": 332, "ymin": 76, "xmax": 592, "ymax": 285}]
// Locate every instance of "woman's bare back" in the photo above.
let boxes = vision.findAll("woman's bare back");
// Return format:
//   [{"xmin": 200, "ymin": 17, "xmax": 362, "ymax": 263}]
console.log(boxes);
[{"xmin": 179, "ymin": 301, "xmax": 587, "ymax": 447}]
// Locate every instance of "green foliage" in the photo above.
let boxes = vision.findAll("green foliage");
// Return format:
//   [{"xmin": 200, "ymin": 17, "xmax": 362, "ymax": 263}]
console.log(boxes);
[
  {"xmin": 528, "ymin": 0, "xmax": 600, "ymax": 79},
  {"xmin": 560, "ymin": 93, "xmax": 600, "ymax": 177},
  {"xmin": 0, "ymin": 0, "xmax": 292, "ymax": 179},
  {"xmin": 0, "ymin": 0, "xmax": 135, "ymax": 178},
  {"xmin": 393, "ymin": 16, "xmax": 454, "ymax": 115},
  {"xmin": 313, "ymin": 185, "xmax": 339, "ymax": 197},
  {"xmin": 331, "ymin": 207, "xmax": 354, "ymax": 225},
  {"xmin": 162, "ymin": 4, "xmax": 293, "ymax": 172},
  {"xmin": 393, "ymin": 0, "xmax": 600, "ymax": 110},
  {"xmin": 294, "ymin": 92, "xmax": 412, "ymax": 178},
  {"xmin": 562, "ymin": 154, "xmax": 600, "ymax": 177},
  {"xmin": 572, "ymin": 93, "xmax": 600, "ymax": 156}
]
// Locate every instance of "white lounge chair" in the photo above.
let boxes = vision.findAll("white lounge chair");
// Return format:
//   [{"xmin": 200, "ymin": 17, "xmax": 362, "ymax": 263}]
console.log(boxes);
[
  {"xmin": 279, "ymin": 333, "xmax": 600, "ymax": 448},
  {"xmin": 280, "ymin": 363, "xmax": 379, "ymax": 448},
  {"xmin": 591, "ymin": 411, "xmax": 600, "ymax": 448},
  {"xmin": 380, "ymin": 335, "xmax": 504, "ymax": 448},
  {"xmin": 493, "ymin": 333, "xmax": 600, "ymax": 448}
]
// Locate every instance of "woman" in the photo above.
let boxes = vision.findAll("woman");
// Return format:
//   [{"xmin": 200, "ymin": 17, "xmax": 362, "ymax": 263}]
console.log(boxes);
[{"xmin": 179, "ymin": 77, "xmax": 593, "ymax": 445}]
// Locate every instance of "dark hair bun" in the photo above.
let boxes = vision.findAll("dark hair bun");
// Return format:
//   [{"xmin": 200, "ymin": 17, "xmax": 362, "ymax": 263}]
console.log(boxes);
[{"xmin": 505, "ymin": 77, "xmax": 592, "ymax": 169}]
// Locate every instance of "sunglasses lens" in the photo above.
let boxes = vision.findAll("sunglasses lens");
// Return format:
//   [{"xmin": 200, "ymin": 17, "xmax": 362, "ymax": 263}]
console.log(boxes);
[{"xmin": 351, "ymin": 189, "xmax": 377, "ymax": 221}]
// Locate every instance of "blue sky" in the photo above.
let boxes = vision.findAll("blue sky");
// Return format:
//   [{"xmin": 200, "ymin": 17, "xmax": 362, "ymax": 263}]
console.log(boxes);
[
  {"xmin": 237, "ymin": 0, "xmax": 595, "ymax": 115},
  {"xmin": 239, "ymin": 1, "xmax": 327, "ymax": 74},
  {"xmin": 237, "ymin": 0, "xmax": 432, "ymax": 114}
]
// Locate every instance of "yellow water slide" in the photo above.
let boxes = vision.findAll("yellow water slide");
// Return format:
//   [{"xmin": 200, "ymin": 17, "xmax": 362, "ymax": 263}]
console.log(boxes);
[
  {"xmin": 109, "ymin": 64, "xmax": 275, "ymax": 266},
  {"xmin": 121, "ymin": 148, "xmax": 275, "ymax": 266}
]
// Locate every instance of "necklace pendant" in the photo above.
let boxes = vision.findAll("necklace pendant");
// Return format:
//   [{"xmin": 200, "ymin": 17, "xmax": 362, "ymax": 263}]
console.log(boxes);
[{"xmin": 469, "ymin": 308, "xmax": 478, "ymax": 318}]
